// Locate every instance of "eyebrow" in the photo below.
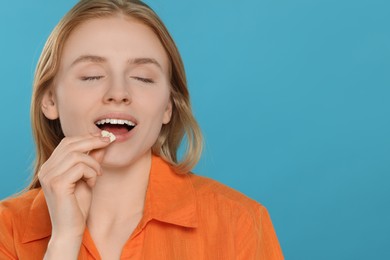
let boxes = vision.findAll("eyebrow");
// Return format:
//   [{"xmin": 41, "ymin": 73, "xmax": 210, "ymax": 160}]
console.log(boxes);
[
  {"xmin": 70, "ymin": 55, "xmax": 163, "ymax": 71},
  {"xmin": 129, "ymin": 57, "xmax": 163, "ymax": 71},
  {"xmin": 70, "ymin": 55, "xmax": 107, "ymax": 67}
]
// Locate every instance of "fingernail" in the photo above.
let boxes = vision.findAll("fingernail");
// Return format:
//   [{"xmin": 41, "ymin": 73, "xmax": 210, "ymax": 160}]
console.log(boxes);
[
  {"xmin": 100, "ymin": 136, "xmax": 111, "ymax": 143},
  {"xmin": 91, "ymin": 132, "xmax": 101, "ymax": 137},
  {"xmin": 101, "ymin": 130, "xmax": 116, "ymax": 143}
]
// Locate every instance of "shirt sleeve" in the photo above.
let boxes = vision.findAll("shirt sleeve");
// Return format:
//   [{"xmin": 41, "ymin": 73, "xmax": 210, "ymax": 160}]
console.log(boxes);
[
  {"xmin": 0, "ymin": 203, "xmax": 18, "ymax": 260},
  {"xmin": 236, "ymin": 203, "xmax": 284, "ymax": 260}
]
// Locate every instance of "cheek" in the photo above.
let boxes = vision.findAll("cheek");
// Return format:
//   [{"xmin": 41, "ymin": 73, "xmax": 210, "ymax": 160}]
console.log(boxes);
[
  {"xmin": 56, "ymin": 104, "xmax": 81, "ymax": 136},
  {"xmin": 56, "ymin": 92, "xmax": 82, "ymax": 119},
  {"xmin": 139, "ymin": 94, "xmax": 171, "ymax": 141},
  {"xmin": 152, "ymin": 95, "xmax": 171, "ymax": 123},
  {"xmin": 54, "ymin": 87, "xmax": 95, "ymax": 136},
  {"xmin": 138, "ymin": 88, "xmax": 171, "ymax": 119}
]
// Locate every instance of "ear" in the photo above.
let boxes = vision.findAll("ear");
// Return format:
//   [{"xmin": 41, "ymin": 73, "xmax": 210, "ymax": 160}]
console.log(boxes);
[
  {"xmin": 41, "ymin": 88, "xmax": 59, "ymax": 120},
  {"xmin": 162, "ymin": 99, "xmax": 173, "ymax": 124}
]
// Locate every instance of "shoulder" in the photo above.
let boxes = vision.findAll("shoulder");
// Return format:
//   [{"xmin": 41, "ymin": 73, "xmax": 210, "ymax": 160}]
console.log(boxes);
[
  {"xmin": 186, "ymin": 174, "xmax": 284, "ymax": 259},
  {"xmin": 0, "ymin": 189, "xmax": 40, "ymax": 256},
  {"xmin": 187, "ymin": 173, "xmax": 265, "ymax": 220},
  {"xmin": 0, "ymin": 189, "xmax": 41, "ymax": 228},
  {"xmin": 0, "ymin": 189, "xmax": 40, "ymax": 216}
]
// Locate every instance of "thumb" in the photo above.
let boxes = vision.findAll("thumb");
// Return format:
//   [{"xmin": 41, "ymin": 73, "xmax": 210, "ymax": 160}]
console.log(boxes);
[
  {"xmin": 88, "ymin": 130, "xmax": 116, "ymax": 163},
  {"xmin": 89, "ymin": 148, "xmax": 106, "ymax": 164}
]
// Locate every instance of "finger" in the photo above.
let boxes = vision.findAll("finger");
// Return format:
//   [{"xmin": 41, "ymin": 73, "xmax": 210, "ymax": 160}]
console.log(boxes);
[
  {"xmin": 88, "ymin": 148, "xmax": 106, "ymax": 165},
  {"xmin": 56, "ymin": 131, "xmax": 103, "ymax": 147},
  {"xmin": 46, "ymin": 135, "xmax": 112, "ymax": 168},
  {"xmin": 40, "ymin": 151, "xmax": 102, "ymax": 180},
  {"xmin": 58, "ymin": 163, "xmax": 99, "ymax": 191},
  {"xmin": 62, "ymin": 134, "xmax": 114, "ymax": 154},
  {"xmin": 42, "ymin": 134, "xmax": 107, "ymax": 167},
  {"xmin": 38, "ymin": 132, "xmax": 113, "ymax": 182}
]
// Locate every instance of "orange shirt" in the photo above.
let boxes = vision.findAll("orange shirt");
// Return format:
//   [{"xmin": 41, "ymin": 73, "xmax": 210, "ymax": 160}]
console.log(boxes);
[{"xmin": 0, "ymin": 156, "xmax": 284, "ymax": 259}]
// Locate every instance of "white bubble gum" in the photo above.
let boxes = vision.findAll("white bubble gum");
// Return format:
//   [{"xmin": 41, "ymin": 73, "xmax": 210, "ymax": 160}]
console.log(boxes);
[{"xmin": 101, "ymin": 130, "xmax": 116, "ymax": 143}]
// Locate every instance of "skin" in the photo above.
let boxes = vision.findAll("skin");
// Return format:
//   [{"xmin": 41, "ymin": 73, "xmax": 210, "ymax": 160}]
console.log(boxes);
[{"xmin": 40, "ymin": 15, "xmax": 172, "ymax": 259}]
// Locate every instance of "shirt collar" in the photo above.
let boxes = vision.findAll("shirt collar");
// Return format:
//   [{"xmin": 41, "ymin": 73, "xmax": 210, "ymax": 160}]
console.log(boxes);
[
  {"xmin": 141, "ymin": 155, "xmax": 198, "ymax": 229},
  {"xmin": 22, "ymin": 155, "xmax": 197, "ymax": 243}
]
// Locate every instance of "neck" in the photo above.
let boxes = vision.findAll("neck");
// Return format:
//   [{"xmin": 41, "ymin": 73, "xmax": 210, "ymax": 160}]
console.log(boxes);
[{"xmin": 88, "ymin": 152, "xmax": 152, "ymax": 223}]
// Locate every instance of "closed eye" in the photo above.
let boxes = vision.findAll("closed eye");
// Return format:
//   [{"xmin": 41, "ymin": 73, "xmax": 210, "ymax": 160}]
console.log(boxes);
[
  {"xmin": 81, "ymin": 76, "xmax": 104, "ymax": 81},
  {"xmin": 132, "ymin": 76, "xmax": 154, "ymax": 84}
]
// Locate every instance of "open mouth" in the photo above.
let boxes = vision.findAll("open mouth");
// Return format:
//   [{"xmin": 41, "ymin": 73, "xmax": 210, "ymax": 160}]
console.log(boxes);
[{"xmin": 95, "ymin": 118, "xmax": 136, "ymax": 136}]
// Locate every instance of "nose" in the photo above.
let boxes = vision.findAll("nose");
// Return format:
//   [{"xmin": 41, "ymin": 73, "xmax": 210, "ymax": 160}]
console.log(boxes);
[{"xmin": 103, "ymin": 78, "xmax": 131, "ymax": 105}]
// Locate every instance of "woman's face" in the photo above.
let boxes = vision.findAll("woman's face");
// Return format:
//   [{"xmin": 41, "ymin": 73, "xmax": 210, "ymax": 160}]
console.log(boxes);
[{"xmin": 43, "ymin": 16, "xmax": 172, "ymax": 168}]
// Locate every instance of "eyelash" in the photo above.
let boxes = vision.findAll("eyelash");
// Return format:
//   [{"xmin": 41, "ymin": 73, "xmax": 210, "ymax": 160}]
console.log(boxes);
[
  {"xmin": 81, "ymin": 76, "xmax": 104, "ymax": 81},
  {"xmin": 132, "ymin": 77, "xmax": 154, "ymax": 84},
  {"xmin": 80, "ymin": 76, "xmax": 154, "ymax": 84}
]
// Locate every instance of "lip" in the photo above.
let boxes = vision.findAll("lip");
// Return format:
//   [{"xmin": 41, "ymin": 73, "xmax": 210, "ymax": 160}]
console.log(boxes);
[
  {"xmin": 94, "ymin": 112, "xmax": 138, "ymax": 125},
  {"xmin": 93, "ymin": 112, "xmax": 138, "ymax": 142}
]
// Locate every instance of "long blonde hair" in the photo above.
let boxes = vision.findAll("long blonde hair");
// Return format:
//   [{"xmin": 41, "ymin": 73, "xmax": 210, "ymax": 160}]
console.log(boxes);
[{"xmin": 28, "ymin": 0, "xmax": 203, "ymax": 189}]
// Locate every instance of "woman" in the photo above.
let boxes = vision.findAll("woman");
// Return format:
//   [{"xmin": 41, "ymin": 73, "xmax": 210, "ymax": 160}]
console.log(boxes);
[{"xmin": 0, "ymin": 0, "xmax": 283, "ymax": 259}]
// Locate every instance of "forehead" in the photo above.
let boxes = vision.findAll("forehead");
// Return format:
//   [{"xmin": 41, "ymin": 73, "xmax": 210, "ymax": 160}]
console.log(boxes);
[{"xmin": 60, "ymin": 16, "xmax": 170, "ymax": 73}]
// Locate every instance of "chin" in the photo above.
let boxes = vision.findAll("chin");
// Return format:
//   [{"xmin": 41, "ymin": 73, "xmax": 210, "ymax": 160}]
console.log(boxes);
[
  {"xmin": 101, "ymin": 155, "xmax": 135, "ymax": 169},
  {"xmin": 101, "ymin": 148, "xmax": 151, "ymax": 170}
]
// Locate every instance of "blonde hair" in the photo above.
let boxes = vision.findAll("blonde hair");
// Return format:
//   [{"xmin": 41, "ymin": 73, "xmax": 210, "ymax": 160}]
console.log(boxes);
[{"xmin": 28, "ymin": 0, "xmax": 203, "ymax": 189}]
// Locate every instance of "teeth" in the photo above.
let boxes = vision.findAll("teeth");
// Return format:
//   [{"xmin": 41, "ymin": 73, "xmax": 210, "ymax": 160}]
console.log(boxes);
[{"xmin": 95, "ymin": 118, "xmax": 136, "ymax": 126}]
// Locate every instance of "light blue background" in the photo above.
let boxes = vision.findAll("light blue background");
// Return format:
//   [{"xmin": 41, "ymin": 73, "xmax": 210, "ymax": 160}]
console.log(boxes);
[{"xmin": 1, "ymin": 1, "xmax": 389, "ymax": 259}]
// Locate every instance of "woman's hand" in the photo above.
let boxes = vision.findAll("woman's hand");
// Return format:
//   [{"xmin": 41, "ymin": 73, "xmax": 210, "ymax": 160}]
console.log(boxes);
[{"xmin": 38, "ymin": 133, "xmax": 114, "ymax": 258}]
